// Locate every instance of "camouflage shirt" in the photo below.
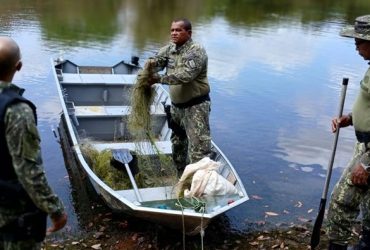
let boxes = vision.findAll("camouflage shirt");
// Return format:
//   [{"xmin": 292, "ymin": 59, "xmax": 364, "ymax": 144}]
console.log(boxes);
[
  {"xmin": 353, "ymin": 67, "xmax": 370, "ymax": 133},
  {"xmin": 152, "ymin": 38, "xmax": 210, "ymax": 104},
  {"xmin": 352, "ymin": 67, "xmax": 370, "ymax": 166},
  {"xmin": 0, "ymin": 83, "xmax": 64, "ymax": 227}
]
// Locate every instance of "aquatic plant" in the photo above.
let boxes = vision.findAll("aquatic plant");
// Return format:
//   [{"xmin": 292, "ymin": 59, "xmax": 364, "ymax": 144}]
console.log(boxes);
[{"xmin": 80, "ymin": 142, "xmax": 132, "ymax": 190}]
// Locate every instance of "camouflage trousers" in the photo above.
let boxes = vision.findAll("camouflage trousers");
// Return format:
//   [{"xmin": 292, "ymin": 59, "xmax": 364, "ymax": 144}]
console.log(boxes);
[
  {"xmin": 0, "ymin": 240, "xmax": 41, "ymax": 250},
  {"xmin": 170, "ymin": 100, "xmax": 211, "ymax": 171},
  {"xmin": 327, "ymin": 142, "xmax": 370, "ymax": 245}
]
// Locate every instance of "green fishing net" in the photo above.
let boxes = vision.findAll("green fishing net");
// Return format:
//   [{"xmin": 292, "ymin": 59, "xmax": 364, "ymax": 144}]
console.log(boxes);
[
  {"xmin": 127, "ymin": 62, "xmax": 177, "ymax": 188},
  {"xmin": 80, "ymin": 143, "xmax": 131, "ymax": 190},
  {"xmin": 79, "ymin": 63, "xmax": 178, "ymax": 191}
]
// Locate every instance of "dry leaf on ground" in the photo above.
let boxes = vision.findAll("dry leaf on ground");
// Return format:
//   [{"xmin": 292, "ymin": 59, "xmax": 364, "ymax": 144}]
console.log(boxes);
[{"xmin": 265, "ymin": 211, "xmax": 279, "ymax": 216}]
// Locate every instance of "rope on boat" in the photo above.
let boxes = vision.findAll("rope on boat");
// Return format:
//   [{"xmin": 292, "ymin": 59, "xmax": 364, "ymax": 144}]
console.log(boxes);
[
  {"xmin": 175, "ymin": 197, "xmax": 206, "ymax": 250},
  {"xmin": 200, "ymin": 206, "xmax": 205, "ymax": 250},
  {"xmin": 179, "ymin": 202, "xmax": 186, "ymax": 250}
]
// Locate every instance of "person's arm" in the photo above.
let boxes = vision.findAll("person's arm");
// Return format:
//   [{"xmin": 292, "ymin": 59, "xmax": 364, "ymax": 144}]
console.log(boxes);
[
  {"xmin": 145, "ymin": 46, "xmax": 170, "ymax": 86},
  {"xmin": 331, "ymin": 113, "xmax": 352, "ymax": 133},
  {"xmin": 5, "ymin": 102, "xmax": 67, "ymax": 231},
  {"xmin": 329, "ymin": 112, "xmax": 370, "ymax": 185},
  {"xmin": 348, "ymin": 112, "xmax": 370, "ymax": 186},
  {"xmin": 145, "ymin": 45, "xmax": 170, "ymax": 73},
  {"xmin": 161, "ymin": 45, "xmax": 207, "ymax": 85}
]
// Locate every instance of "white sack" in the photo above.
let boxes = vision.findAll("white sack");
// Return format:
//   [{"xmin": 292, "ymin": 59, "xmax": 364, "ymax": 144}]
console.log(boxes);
[{"xmin": 177, "ymin": 157, "xmax": 239, "ymax": 198}]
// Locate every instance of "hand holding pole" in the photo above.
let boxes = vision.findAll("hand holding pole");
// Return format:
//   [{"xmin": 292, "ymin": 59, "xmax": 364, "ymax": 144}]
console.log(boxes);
[{"xmin": 310, "ymin": 77, "xmax": 349, "ymax": 249}]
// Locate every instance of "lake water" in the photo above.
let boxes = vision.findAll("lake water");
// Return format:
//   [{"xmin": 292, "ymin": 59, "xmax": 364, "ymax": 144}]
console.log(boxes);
[{"xmin": 2, "ymin": 0, "xmax": 370, "ymax": 240}]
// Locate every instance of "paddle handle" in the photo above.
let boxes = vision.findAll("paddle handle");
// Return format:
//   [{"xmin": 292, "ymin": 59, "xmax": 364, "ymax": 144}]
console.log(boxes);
[
  {"xmin": 311, "ymin": 77, "xmax": 348, "ymax": 249},
  {"xmin": 124, "ymin": 163, "xmax": 143, "ymax": 202},
  {"xmin": 321, "ymin": 77, "xmax": 348, "ymax": 199}
]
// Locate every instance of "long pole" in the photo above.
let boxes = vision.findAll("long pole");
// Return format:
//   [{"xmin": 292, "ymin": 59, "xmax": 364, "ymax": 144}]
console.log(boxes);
[{"xmin": 310, "ymin": 77, "xmax": 349, "ymax": 249}]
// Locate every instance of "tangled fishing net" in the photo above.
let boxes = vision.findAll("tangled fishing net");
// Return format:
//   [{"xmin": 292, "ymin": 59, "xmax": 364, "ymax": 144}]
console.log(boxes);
[
  {"xmin": 127, "ymin": 62, "xmax": 155, "ymax": 135},
  {"xmin": 126, "ymin": 61, "xmax": 177, "ymax": 188},
  {"xmin": 79, "ymin": 62, "xmax": 178, "ymax": 190},
  {"xmin": 80, "ymin": 142, "xmax": 132, "ymax": 190}
]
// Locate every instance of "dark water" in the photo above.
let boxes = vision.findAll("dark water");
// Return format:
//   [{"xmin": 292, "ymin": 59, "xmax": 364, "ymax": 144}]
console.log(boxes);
[{"xmin": 1, "ymin": 0, "xmax": 370, "ymax": 240}]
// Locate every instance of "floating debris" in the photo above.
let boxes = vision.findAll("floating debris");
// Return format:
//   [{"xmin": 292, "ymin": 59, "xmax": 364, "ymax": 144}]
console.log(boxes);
[
  {"xmin": 251, "ymin": 195, "xmax": 263, "ymax": 200},
  {"xmin": 294, "ymin": 201, "xmax": 303, "ymax": 208},
  {"xmin": 265, "ymin": 211, "xmax": 279, "ymax": 217}
]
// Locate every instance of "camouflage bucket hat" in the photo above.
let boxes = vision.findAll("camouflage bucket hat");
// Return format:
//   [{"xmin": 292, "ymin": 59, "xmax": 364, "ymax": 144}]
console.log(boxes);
[{"xmin": 340, "ymin": 15, "xmax": 370, "ymax": 40}]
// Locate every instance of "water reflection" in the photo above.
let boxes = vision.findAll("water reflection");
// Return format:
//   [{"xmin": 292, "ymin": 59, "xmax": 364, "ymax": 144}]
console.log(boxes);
[
  {"xmin": 206, "ymin": 20, "xmax": 320, "ymax": 82},
  {"xmin": 275, "ymin": 126, "xmax": 356, "ymax": 169}
]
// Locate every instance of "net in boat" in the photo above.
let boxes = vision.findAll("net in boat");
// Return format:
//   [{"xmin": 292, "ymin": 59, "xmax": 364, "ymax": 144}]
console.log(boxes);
[
  {"xmin": 79, "ymin": 62, "xmax": 177, "ymax": 190},
  {"xmin": 80, "ymin": 142, "xmax": 132, "ymax": 190},
  {"xmin": 126, "ymin": 62, "xmax": 178, "ymax": 188}
]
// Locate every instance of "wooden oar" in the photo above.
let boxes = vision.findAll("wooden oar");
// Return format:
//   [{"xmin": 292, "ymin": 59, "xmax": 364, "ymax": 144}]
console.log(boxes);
[
  {"xmin": 112, "ymin": 149, "xmax": 143, "ymax": 203},
  {"xmin": 310, "ymin": 77, "xmax": 349, "ymax": 249}
]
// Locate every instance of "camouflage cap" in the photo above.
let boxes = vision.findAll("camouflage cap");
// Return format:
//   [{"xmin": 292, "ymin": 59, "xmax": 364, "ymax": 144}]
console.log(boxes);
[{"xmin": 340, "ymin": 15, "xmax": 370, "ymax": 40}]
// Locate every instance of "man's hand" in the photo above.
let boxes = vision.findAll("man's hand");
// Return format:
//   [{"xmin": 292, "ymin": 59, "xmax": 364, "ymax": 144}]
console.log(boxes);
[
  {"xmin": 148, "ymin": 73, "xmax": 161, "ymax": 86},
  {"xmin": 47, "ymin": 212, "xmax": 67, "ymax": 234},
  {"xmin": 331, "ymin": 114, "xmax": 352, "ymax": 133},
  {"xmin": 144, "ymin": 59, "xmax": 156, "ymax": 70},
  {"xmin": 351, "ymin": 163, "xmax": 370, "ymax": 186}
]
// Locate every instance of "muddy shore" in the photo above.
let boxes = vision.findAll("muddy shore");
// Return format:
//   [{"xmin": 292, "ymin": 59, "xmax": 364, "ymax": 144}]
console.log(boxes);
[{"xmin": 43, "ymin": 207, "xmax": 357, "ymax": 250}]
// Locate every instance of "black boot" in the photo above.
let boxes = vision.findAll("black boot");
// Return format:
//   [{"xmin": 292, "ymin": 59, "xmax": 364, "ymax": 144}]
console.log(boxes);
[
  {"xmin": 328, "ymin": 241, "xmax": 347, "ymax": 250},
  {"xmin": 353, "ymin": 228, "xmax": 370, "ymax": 250}
]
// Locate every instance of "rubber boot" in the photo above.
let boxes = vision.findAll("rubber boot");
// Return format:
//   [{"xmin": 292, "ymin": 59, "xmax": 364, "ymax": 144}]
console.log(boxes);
[
  {"xmin": 209, "ymin": 151, "xmax": 217, "ymax": 160},
  {"xmin": 353, "ymin": 228, "xmax": 370, "ymax": 250},
  {"xmin": 176, "ymin": 164, "xmax": 186, "ymax": 179},
  {"xmin": 328, "ymin": 241, "xmax": 347, "ymax": 250}
]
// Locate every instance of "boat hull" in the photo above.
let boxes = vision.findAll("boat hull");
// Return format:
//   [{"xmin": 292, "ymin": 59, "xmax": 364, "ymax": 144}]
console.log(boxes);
[{"xmin": 53, "ymin": 58, "xmax": 249, "ymax": 235}]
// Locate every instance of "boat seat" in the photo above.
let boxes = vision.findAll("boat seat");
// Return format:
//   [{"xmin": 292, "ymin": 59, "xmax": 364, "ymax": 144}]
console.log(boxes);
[
  {"xmin": 93, "ymin": 141, "xmax": 172, "ymax": 155},
  {"xmin": 74, "ymin": 105, "xmax": 165, "ymax": 117},
  {"xmin": 116, "ymin": 186, "xmax": 176, "ymax": 203},
  {"xmin": 61, "ymin": 73, "xmax": 137, "ymax": 85}
]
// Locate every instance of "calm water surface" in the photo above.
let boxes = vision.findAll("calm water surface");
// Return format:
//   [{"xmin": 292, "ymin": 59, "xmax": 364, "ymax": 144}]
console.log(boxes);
[{"xmin": 2, "ymin": 0, "xmax": 370, "ymax": 239}]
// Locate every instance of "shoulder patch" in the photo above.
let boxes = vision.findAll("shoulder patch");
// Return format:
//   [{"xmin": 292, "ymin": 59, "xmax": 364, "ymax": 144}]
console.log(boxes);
[{"xmin": 188, "ymin": 60, "xmax": 196, "ymax": 69}]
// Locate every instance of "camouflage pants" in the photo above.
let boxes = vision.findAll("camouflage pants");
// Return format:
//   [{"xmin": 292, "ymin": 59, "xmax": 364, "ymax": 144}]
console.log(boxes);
[
  {"xmin": 327, "ymin": 142, "xmax": 370, "ymax": 245},
  {"xmin": 170, "ymin": 100, "xmax": 211, "ymax": 171},
  {"xmin": 0, "ymin": 240, "xmax": 41, "ymax": 250}
]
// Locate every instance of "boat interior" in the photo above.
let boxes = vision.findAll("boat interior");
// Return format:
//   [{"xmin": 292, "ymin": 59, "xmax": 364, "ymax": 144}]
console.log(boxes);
[
  {"xmin": 55, "ymin": 59, "xmax": 247, "ymax": 211},
  {"xmin": 56, "ymin": 59, "xmax": 171, "ymax": 147}
]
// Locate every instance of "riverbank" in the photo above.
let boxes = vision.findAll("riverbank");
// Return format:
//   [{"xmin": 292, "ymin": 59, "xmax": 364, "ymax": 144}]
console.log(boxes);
[
  {"xmin": 43, "ymin": 224, "xmax": 322, "ymax": 250},
  {"xmin": 43, "ymin": 210, "xmax": 360, "ymax": 250}
]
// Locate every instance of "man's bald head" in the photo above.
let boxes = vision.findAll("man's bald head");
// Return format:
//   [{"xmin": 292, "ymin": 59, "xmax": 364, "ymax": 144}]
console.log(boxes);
[{"xmin": 0, "ymin": 36, "xmax": 22, "ymax": 81}]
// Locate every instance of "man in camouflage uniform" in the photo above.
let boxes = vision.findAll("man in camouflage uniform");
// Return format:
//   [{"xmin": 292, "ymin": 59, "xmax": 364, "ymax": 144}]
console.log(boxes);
[
  {"xmin": 147, "ymin": 18, "xmax": 212, "ymax": 174},
  {"xmin": 327, "ymin": 15, "xmax": 370, "ymax": 250},
  {"xmin": 0, "ymin": 36, "xmax": 67, "ymax": 249}
]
